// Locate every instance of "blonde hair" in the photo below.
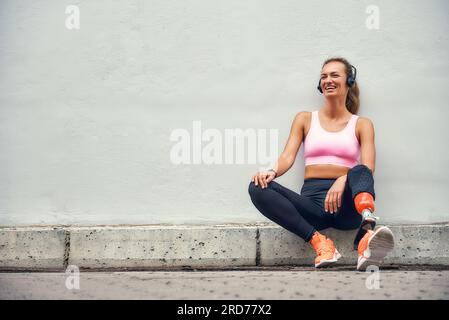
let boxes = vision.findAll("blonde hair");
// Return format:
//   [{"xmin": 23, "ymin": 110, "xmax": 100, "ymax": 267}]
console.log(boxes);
[{"xmin": 322, "ymin": 57, "xmax": 360, "ymax": 114}]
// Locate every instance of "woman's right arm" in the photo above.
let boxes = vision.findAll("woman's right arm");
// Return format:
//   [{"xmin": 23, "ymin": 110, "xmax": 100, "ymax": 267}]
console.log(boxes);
[
  {"xmin": 252, "ymin": 112, "xmax": 305, "ymax": 188},
  {"xmin": 273, "ymin": 111, "xmax": 305, "ymax": 177}
]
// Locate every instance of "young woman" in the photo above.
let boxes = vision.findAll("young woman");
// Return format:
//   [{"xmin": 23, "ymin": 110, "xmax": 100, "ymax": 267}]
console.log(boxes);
[{"xmin": 248, "ymin": 57, "xmax": 394, "ymax": 271}]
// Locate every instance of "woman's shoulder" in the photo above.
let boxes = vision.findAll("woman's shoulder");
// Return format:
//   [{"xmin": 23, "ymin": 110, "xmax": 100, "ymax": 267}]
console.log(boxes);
[
  {"xmin": 292, "ymin": 111, "xmax": 313, "ymax": 129},
  {"xmin": 355, "ymin": 115, "xmax": 374, "ymax": 127},
  {"xmin": 294, "ymin": 110, "xmax": 313, "ymax": 122},
  {"xmin": 292, "ymin": 111, "xmax": 314, "ymax": 137},
  {"xmin": 355, "ymin": 116, "xmax": 375, "ymax": 137}
]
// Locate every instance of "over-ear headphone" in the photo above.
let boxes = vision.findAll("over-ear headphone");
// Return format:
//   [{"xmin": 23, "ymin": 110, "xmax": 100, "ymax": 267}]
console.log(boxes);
[{"xmin": 317, "ymin": 65, "xmax": 357, "ymax": 94}]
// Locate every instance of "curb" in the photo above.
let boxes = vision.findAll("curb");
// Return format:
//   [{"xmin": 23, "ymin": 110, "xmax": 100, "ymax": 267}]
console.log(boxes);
[{"xmin": 1, "ymin": 223, "xmax": 448, "ymax": 270}]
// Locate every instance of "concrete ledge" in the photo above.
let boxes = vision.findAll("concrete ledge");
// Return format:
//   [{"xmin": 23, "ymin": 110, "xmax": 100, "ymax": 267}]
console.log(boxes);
[
  {"xmin": 0, "ymin": 227, "xmax": 67, "ymax": 270},
  {"xmin": 259, "ymin": 224, "xmax": 449, "ymax": 266},
  {"xmin": 0, "ymin": 223, "xmax": 448, "ymax": 270},
  {"xmin": 259, "ymin": 226, "xmax": 359, "ymax": 265},
  {"xmin": 68, "ymin": 225, "xmax": 257, "ymax": 269},
  {"xmin": 383, "ymin": 224, "xmax": 449, "ymax": 265}
]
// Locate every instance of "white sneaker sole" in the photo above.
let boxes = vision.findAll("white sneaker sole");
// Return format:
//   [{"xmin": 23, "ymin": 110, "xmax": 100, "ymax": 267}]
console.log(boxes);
[
  {"xmin": 357, "ymin": 226, "xmax": 395, "ymax": 271},
  {"xmin": 315, "ymin": 250, "xmax": 342, "ymax": 268}
]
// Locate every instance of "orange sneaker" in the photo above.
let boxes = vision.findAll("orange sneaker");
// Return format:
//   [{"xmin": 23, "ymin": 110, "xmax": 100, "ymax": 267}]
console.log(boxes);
[
  {"xmin": 357, "ymin": 226, "xmax": 395, "ymax": 271},
  {"xmin": 310, "ymin": 232, "xmax": 341, "ymax": 268}
]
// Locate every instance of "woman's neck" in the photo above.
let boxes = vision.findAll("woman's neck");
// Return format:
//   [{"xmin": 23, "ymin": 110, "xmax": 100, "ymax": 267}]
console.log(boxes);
[{"xmin": 322, "ymin": 98, "xmax": 349, "ymax": 119}]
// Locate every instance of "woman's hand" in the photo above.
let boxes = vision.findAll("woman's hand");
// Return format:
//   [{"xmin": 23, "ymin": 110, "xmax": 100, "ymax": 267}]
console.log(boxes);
[
  {"xmin": 324, "ymin": 175, "xmax": 347, "ymax": 214},
  {"xmin": 251, "ymin": 170, "xmax": 276, "ymax": 189}
]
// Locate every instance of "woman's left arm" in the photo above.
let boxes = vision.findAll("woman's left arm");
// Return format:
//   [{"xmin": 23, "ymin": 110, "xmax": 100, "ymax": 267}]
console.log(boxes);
[{"xmin": 359, "ymin": 117, "xmax": 376, "ymax": 174}]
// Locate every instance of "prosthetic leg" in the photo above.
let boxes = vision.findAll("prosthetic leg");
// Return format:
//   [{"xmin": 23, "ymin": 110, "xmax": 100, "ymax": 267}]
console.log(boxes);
[{"xmin": 353, "ymin": 192, "xmax": 378, "ymax": 250}]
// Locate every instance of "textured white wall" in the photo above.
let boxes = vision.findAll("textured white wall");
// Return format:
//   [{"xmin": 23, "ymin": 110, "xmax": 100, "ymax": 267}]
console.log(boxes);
[{"xmin": 0, "ymin": 0, "xmax": 448, "ymax": 226}]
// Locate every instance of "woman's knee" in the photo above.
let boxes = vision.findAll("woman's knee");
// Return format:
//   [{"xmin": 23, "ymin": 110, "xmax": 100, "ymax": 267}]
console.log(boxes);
[
  {"xmin": 248, "ymin": 180, "xmax": 277, "ymax": 198},
  {"xmin": 349, "ymin": 164, "xmax": 371, "ymax": 173},
  {"xmin": 347, "ymin": 164, "xmax": 376, "ymax": 200},
  {"xmin": 248, "ymin": 181, "xmax": 264, "ymax": 206},
  {"xmin": 248, "ymin": 181, "xmax": 256, "ymax": 194},
  {"xmin": 348, "ymin": 164, "xmax": 373, "ymax": 180}
]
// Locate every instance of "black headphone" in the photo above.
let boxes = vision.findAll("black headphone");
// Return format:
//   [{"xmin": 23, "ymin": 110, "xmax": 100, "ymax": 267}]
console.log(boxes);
[{"xmin": 317, "ymin": 65, "xmax": 357, "ymax": 94}]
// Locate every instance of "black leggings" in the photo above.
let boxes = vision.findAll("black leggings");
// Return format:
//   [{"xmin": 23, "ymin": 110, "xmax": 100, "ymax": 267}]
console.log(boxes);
[{"xmin": 248, "ymin": 164, "xmax": 375, "ymax": 242}]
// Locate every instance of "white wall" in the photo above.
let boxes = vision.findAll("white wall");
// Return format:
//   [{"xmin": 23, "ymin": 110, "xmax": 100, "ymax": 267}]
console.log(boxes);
[{"xmin": 0, "ymin": 0, "xmax": 448, "ymax": 226}]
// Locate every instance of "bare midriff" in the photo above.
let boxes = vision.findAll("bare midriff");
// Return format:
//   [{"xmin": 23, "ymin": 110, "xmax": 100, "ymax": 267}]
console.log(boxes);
[{"xmin": 304, "ymin": 164, "xmax": 350, "ymax": 180}]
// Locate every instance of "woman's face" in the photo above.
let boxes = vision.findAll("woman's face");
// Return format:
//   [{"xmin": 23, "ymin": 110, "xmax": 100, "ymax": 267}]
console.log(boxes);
[{"xmin": 319, "ymin": 61, "xmax": 348, "ymax": 97}]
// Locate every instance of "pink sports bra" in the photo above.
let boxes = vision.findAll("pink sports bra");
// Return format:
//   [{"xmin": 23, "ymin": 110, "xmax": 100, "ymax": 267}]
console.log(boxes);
[{"xmin": 303, "ymin": 111, "xmax": 361, "ymax": 168}]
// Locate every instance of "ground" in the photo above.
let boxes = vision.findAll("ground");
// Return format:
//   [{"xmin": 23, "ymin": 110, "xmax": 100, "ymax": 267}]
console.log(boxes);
[{"xmin": 1, "ymin": 266, "xmax": 448, "ymax": 300}]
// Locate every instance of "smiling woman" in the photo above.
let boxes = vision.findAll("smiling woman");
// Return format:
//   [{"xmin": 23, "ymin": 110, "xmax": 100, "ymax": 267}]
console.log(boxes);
[{"xmin": 248, "ymin": 57, "xmax": 394, "ymax": 271}]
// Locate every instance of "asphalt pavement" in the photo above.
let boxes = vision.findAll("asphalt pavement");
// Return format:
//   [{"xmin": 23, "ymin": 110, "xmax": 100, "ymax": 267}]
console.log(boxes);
[{"xmin": 1, "ymin": 266, "xmax": 448, "ymax": 300}]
